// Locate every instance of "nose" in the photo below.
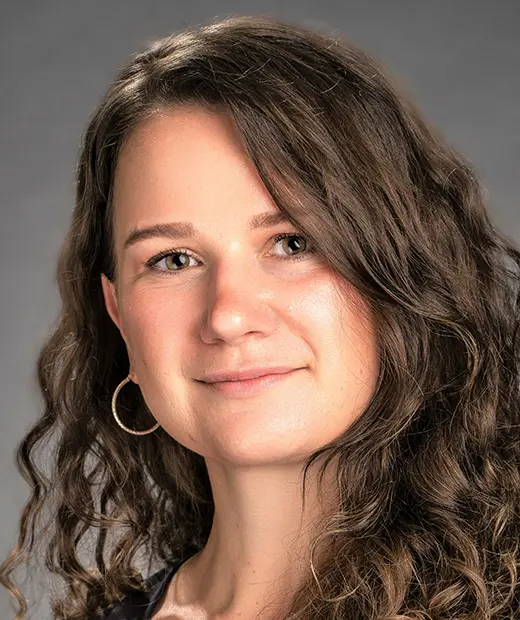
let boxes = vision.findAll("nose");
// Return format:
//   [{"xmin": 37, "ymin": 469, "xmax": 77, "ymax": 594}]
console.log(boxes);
[{"xmin": 198, "ymin": 261, "xmax": 279, "ymax": 345}]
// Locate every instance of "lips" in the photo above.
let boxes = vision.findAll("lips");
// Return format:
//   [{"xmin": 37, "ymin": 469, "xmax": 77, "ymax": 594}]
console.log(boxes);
[
  {"xmin": 198, "ymin": 366, "xmax": 300, "ymax": 384},
  {"xmin": 198, "ymin": 368, "xmax": 302, "ymax": 397}
]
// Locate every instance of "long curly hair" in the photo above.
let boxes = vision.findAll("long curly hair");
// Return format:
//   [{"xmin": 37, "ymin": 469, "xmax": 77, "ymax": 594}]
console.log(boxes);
[{"xmin": 2, "ymin": 14, "xmax": 520, "ymax": 620}]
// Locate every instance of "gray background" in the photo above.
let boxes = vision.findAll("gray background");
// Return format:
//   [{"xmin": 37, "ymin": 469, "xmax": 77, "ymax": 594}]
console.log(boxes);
[{"xmin": 1, "ymin": 1, "xmax": 518, "ymax": 617}]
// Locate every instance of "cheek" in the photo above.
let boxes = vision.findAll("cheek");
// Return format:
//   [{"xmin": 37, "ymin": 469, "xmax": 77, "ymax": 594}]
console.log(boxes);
[
  {"xmin": 290, "ymin": 274, "xmax": 373, "ymax": 355},
  {"xmin": 335, "ymin": 300, "xmax": 379, "ymax": 417},
  {"xmin": 118, "ymin": 288, "xmax": 190, "ymax": 367},
  {"xmin": 295, "ymin": 277, "xmax": 379, "ymax": 410}
]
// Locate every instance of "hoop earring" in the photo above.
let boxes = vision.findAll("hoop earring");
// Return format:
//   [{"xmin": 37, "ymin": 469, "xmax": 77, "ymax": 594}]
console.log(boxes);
[{"xmin": 111, "ymin": 375, "xmax": 160, "ymax": 436}]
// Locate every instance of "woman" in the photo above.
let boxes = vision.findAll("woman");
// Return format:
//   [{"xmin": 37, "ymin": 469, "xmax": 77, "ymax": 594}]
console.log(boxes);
[{"xmin": 2, "ymin": 13, "xmax": 519, "ymax": 620}]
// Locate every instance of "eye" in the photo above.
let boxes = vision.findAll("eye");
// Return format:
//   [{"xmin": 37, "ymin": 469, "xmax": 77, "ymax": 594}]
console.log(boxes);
[
  {"xmin": 270, "ymin": 232, "xmax": 314, "ymax": 260},
  {"xmin": 145, "ymin": 232, "xmax": 315, "ymax": 274},
  {"xmin": 147, "ymin": 249, "xmax": 198, "ymax": 273}
]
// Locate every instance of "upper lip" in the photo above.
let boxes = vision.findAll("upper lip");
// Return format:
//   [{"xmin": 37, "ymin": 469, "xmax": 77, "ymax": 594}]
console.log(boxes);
[{"xmin": 198, "ymin": 366, "xmax": 301, "ymax": 383}]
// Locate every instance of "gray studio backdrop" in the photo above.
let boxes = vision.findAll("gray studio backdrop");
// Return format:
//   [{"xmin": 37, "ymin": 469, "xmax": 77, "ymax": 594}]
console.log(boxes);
[{"xmin": 1, "ymin": 1, "xmax": 518, "ymax": 617}]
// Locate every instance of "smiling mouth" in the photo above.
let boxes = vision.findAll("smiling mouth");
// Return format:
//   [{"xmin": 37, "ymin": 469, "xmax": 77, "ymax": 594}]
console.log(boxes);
[{"xmin": 197, "ymin": 368, "xmax": 301, "ymax": 397}]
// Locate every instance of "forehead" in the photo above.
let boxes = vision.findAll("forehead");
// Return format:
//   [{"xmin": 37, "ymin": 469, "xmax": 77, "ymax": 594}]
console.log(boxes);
[
  {"xmin": 114, "ymin": 104, "xmax": 252, "ymax": 188},
  {"xmin": 111, "ymin": 105, "xmax": 279, "ymax": 232}
]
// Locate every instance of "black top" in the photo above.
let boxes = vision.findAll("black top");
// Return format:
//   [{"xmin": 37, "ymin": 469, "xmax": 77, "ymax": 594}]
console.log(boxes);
[{"xmin": 97, "ymin": 559, "xmax": 183, "ymax": 619}]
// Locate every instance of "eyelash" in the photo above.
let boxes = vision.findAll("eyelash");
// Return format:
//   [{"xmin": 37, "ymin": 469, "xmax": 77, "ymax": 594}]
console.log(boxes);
[{"xmin": 144, "ymin": 232, "xmax": 316, "ymax": 274}]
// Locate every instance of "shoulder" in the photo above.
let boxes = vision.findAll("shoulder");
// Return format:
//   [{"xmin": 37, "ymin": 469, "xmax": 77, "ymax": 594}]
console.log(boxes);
[{"xmin": 96, "ymin": 561, "xmax": 181, "ymax": 620}]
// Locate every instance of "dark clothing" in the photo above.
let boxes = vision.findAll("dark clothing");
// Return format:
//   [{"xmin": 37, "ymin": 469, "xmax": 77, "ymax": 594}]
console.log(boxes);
[{"xmin": 97, "ymin": 560, "xmax": 182, "ymax": 619}]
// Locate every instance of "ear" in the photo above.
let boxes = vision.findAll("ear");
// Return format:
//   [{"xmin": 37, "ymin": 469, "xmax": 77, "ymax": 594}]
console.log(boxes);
[
  {"xmin": 101, "ymin": 273, "xmax": 124, "ymax": 336},
  {"xmin": 101, "ymin": 274, "xmax": 139, "ymax": 383}
]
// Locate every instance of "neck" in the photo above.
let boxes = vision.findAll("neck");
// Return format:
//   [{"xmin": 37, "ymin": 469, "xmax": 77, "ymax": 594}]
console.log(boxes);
[{"xmin": 172, "ymin": 455, "xmax": 339, "ymax": 619}]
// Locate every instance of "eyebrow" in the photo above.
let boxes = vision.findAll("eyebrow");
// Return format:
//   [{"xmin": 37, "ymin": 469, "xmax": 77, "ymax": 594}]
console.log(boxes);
[{"xmin": 123, "ymin": 210, "xmax": 291, "ymax": 250}]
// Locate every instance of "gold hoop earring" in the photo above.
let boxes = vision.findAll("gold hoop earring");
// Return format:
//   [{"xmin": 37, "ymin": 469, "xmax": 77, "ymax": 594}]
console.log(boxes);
[{"xmin": 111, "ymin": 375, "xmax": 160, "ymax": 436}]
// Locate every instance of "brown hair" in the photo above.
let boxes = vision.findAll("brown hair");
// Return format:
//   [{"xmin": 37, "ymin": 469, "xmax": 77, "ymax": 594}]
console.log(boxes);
[{"xmin": 2, "ymin": 14, "xmax": 520, "ymax": 619}]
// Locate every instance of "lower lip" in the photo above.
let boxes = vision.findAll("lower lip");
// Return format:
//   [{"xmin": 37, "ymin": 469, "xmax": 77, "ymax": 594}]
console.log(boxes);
[{"xmin": 198, "ymin": 369, "xmax": 301, "ymax": 397}]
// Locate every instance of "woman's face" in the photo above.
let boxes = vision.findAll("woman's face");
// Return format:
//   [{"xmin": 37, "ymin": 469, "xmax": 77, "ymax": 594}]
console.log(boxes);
[{"xmin": 101, "ymin": 105, "xmax": 379, "ymax": 464}]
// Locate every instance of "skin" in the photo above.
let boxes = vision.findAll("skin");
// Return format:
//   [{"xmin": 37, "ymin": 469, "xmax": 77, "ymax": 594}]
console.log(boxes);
[{"xmin": 101, "ymin": 104, "xmax": 380, "ymax": 619}]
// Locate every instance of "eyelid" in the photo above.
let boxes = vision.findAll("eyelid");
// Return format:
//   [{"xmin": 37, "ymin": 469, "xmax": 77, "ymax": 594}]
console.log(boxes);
[
  {"xmin": 144, "ymin": 246, "xmax": 197, "ymax": 270},
  {"xmin": 143, "ymin": 231, "xmax": 314, "ymax": 273}
]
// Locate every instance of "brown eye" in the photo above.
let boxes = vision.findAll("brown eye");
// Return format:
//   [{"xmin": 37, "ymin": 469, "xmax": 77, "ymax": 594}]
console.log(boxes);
[
  {"xmin": 282, "ymin": 235, "xmax": 306, "ymax": 254},
  {"xmin": 272, "ymin": 233, "xmax": 313, "ymax": 260}
]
